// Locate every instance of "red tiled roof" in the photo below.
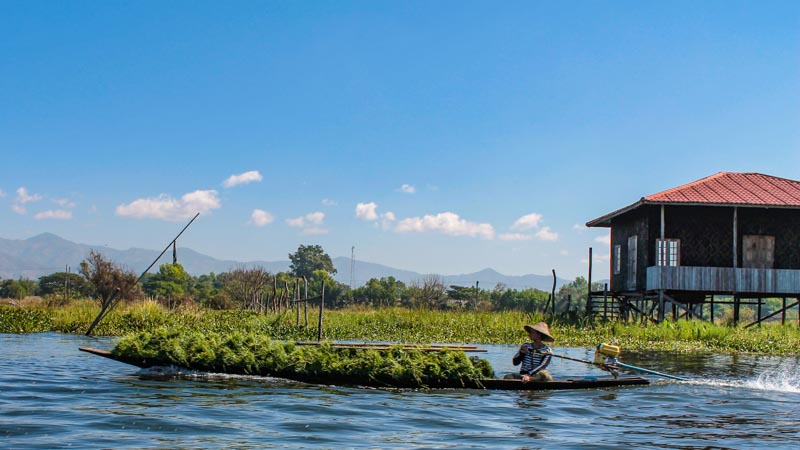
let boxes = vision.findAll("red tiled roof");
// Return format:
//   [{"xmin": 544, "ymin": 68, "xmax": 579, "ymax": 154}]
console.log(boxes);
[
  {"xmin": 586, "ymin": 172, "xmax": 800, "ymax": 227},
  {"xmin": 645, "ymin": 172, "xmax": 800, "ymax": 206}
]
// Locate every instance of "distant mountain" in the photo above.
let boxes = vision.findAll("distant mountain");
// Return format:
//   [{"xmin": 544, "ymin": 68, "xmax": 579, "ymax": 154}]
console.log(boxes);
[{"xmin": 0, "ymin": 233, "xmax": 568, "ymax": 291}]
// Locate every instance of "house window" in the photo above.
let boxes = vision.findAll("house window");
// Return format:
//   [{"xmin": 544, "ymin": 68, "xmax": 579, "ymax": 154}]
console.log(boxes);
[
  {"xmin": 743, "ymin": 235, "xmax": 774, "ymax": 269},
  {"xmin": 656, "ymin": 239, "xmax": 680, "ymax": 267},
  {"xmin": 613, "ymin": 245, "xmax": 621, "ymax": 274},
  {"xmin": 627, "ymin": 236, "xmax": 638, "ymax": 289}
]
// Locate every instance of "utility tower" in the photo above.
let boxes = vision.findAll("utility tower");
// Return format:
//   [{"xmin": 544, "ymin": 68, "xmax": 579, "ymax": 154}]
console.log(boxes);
[{"xmin": 350, "ymin": 246, "xmax": 356, "ymax": 289}]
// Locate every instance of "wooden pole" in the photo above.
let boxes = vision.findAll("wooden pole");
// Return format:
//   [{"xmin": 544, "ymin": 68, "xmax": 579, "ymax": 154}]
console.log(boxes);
[
  {"xmin": 304, "ymin": 277, "xmax": 309, "ymax": 327},
  {"xmin": 587, "ymin": 247, "xmax": 593, "ymax": 317},
  {"xmin": 317, "ymin": 281, "xmax": 325, "ymax": 341},
  {"xmin": 782, "ymin": 297, "xmax": 786, "ymax": 326},
  {"xmin": 550, "ymin": 269, "xmax": 557, "ymax": 318},
  {"xmin": 85, "ymin": 212, "xmax": 199, "ymax": 336},
  {"xmin": 295, "ymin": 279, "xmax": 300, "ymax": 326},
  {"xmin": 757, "ymin": 297, "xmax": 762, "ymax": 327}
]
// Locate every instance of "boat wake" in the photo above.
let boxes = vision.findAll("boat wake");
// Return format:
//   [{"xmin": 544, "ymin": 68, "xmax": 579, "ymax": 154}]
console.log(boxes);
[
  {"xmin": 681, "ymin": 362, "xmax": 800, "ymax": 393},
  {"xmin": 136, "ymin": 365, "xmax": 293, "ymax": 384}
]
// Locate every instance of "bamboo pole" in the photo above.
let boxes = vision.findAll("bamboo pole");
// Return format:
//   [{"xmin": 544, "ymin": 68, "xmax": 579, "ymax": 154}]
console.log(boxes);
[{"xmin": 317, "ymin": 281, "xmax": 325, "ymax": 341}]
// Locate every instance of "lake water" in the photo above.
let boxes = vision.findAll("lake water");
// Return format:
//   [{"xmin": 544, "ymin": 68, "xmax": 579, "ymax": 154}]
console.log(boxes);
[{"xmin": 1, "ymin": 333, "xmax": 799, "ymax": 449}]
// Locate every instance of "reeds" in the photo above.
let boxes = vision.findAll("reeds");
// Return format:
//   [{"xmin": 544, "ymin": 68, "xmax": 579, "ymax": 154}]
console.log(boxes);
[{"xmin": 2, "ymin": 302, "xmax": 799, "ymax": 354}]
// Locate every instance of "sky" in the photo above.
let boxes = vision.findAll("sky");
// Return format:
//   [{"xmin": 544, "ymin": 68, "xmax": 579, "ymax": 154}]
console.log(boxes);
[{"xmin": 1, "ymin": 1, "xmax": 799, "ymax": 282}]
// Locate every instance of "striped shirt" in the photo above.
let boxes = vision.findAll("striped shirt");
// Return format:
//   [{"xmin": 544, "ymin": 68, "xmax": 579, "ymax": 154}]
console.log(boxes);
[{"xmin": 513, "ymin": 343, "xmax": 552, "ymax": 375}]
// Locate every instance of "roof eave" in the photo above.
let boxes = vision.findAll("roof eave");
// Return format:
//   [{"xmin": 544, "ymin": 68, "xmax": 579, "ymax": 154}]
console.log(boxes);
[
  {"xmin": 586, "ymin": 199, "xmax": 800, "ymax": 227},
  {"xmin": 585, "ymin": 198, "xmax": 646, "ymax": 228}
]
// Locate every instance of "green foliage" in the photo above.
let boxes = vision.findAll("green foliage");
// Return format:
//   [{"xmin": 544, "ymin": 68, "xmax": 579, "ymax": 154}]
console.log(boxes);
[
  {"xmin": 0, "ymin": 277, "xmax": 37, "ymax": 300},
  {"xmin": 288, "ymin": 245, "xmax": 336, "ymax": 279},
  {"xmin": 0, "ymin": 305, "xmax": 52, "ymax": 332},
  {"xmin": 38, "ymin": 272, "xmax": 92, "ymax": 299},
  {"xmin": 112, "ymin": 326, "xmax": 495, "ymax": 388},
  {"xmin": 489, "ymin": 285, "xmax": 550, "ymax": 311},
  {"xmin": 351, "ymin": 277, "xmax": 406, "ymax": 307},
  {"xmin": 143, "ymin": 263, "xmax": 190, "ymax": 299},
  {"xmin": 3, "ymin": 302, "xmax": 800, "ymax": 355}
]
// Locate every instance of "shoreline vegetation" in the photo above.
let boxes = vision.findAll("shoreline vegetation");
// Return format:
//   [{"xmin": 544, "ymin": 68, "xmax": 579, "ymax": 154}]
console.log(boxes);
[{"xmin": 2, "ymin": 300, "xmax": 799, "ymax": 355}]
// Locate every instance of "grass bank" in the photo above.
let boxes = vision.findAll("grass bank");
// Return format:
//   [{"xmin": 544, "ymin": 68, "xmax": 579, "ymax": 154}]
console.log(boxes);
[{"xmin": 1, "ymin": 301, "xmax": 798, "ymax": 354}]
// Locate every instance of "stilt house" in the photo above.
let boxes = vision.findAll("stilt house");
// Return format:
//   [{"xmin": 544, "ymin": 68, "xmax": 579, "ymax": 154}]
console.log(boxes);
[{"xmin": 586, "ymin": 172, "xmax": 800, "ymax": 324}]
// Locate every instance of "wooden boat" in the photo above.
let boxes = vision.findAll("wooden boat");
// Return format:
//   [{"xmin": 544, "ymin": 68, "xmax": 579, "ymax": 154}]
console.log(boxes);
[
  {"xmin": 79, "ymin": 347, "xmax": 650, "ymax": 391},
  {"xmin": 479, "ymin": 376, "xmax": 649, "ymax": 390}
]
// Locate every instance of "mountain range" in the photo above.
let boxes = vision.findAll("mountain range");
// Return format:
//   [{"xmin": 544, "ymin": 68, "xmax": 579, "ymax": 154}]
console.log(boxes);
[{"xmin": 0, "ymin": 233, "xmax": 569, "ymax": 291}]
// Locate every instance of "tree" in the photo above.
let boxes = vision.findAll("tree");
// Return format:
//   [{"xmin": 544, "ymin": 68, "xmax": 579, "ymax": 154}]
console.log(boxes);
[
  {"xmin": 352, "ymin": 276, "xmax": 406, "ymax": 307},
  {"xmin": 289, "ymin": 245, "xmax": 336, "ymax": 280},
  {"xmin": 38, "ymin": 272, "xmax": 92, "ymax": 299},
  {"xmin": 189, "ymin": 272, "xmax": 222, "ymax": 307},
  {"xmin": 220, "ymin": 266, "xmax": 271, "ymax": 311},
  {"xmin": 306, "ymin": 269, "xmax": 349, "ymax": 308},
  {"xmin": 405, "ymin": 275, "xmax": 448, "ymax": 309},
  {"xmin": 80, "ymin": 250, "xmax": 142, "ymax": 335},
  {"xmin": 556, "ymin": 277, "xmax": 604, "ymax": 313},
  {"xmin": 143, "ymin": 263, "xmax": 189, "ymax": 299},
  {"xmin": 0, "ymin": 277, "xmax": 37, "ymax": 300}
]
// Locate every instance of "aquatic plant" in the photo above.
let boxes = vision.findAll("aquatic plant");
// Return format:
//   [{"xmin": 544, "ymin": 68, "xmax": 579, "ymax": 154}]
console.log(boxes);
[
  {"xmin": 112, "ymin": 326, "xmax": 496, "ymax": 388},
  {"xmin": 2, "ymin": 302, "xmax": 799, "ymax": 355}
]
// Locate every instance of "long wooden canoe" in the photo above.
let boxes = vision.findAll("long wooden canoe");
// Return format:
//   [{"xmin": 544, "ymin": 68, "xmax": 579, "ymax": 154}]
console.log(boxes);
[
  {"xmin": 479, "ymin": 376, "xmax": 649, "ymax": 390},
  {"xmin": 79, "ymin": 347, "xmax": 649, "ymax": 391}
]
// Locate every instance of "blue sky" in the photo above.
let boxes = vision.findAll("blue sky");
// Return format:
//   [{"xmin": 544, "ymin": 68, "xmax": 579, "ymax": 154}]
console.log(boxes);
[{"xmin": 2, "ymin": 1, "xmax": 799, "ymax": 281}]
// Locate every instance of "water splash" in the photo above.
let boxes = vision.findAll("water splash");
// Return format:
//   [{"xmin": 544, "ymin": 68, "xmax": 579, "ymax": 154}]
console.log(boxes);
[
  {"xmin": 679, "ymin": 362, "xmax": 800, "ymax": 393},
  {"xmin": 745, "ymin": 362, "xmax": 800, "ymax": 393}
]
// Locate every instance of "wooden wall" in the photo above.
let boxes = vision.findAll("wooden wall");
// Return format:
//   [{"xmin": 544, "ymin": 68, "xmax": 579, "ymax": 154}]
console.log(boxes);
[{"xmin": 609, "ymin": 204, "xmax": 800, "ymax": 294}]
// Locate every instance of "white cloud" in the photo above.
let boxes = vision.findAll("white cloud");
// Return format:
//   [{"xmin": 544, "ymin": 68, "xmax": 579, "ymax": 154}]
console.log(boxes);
[
  {"xmin": 498, "ymin": 233, "xmax": 533, "ymax": 241},
  {"xmin": 534, "ymin": 227, "xmax": 558, "ymax": 241},
  {"xmin": 116, "ymin": 189, "xmax": 220, "ymax": 221},
  {"xmin": 12, "ymin": 187, "xmax": 42, "ymax": 214},
  {"xmin": 54, "ymin": 198, "xmax": 76, "ymax": 208},
  {"xmin": 560, "ymin": 249, "xmax": 569, "ymax": 256},
  {"xmin": 510, "ymin": 213, "xmax": 543, "ymax": 231},
  {"xmin": 573, "ymin": 223, "xmax": 587, "ymax": 231},
  {"xmin": 15, "ymin": 187, "xmax": 41, "ymax": 204},
  {"xmin": 381, "ymin": 211, "xmax": 396, "ymax": 230},
  {"xmin": 249, "ymin": 209, "xmax": 274, "ymax": 227},
  {"xmin": 355, "ymin": 202, "xmax": 378, "ymax": 221},
  {"xmin": 594, "ymin": 235, "xmax": 611, "ymax": 245},
  {"xmin": 321, "ymin": 198, "xmax": 337, "ymax": 206},
  {"xmin": 287, "ymin": 211, "xmax": 325, "ymax": 228},
  {"xmin": 35, "ymin": 210, "xmax": 73, "ymax": 220},
  {"xmin": 0, "ymin": 189, "xmax": 6, "ymax": 197},
  {"xmin": 222, "ymin": 170, "xmax": 263, "ymax": 188},
  {"xmin": 398, "ymin": 184, "xmax": 416, "ymax": 194},
  {"xmin": 395, "ymin": 212, "xmax": 495, "ymax": 240},
  {"xmin": 306, "ymin": 211, "xmax": 324, "ymax": 225}
]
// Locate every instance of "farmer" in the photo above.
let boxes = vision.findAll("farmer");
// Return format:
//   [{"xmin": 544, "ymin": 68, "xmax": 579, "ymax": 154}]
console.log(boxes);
[{"xmin": 509, "ymin": 322, "xmax": 554, "ymax": 382}]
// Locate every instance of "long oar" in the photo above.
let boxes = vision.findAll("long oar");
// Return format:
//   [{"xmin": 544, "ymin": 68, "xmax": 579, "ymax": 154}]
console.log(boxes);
[
  {"xmin": 611, "ymin": 361, "xmax": 688, "ymax": 381},
  {"xmin": 540, "ymin": 351, "xmax": 688, "ymax": 381}
]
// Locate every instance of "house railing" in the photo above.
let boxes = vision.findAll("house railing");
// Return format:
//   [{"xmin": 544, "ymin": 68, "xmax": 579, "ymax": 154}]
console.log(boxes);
[{"xmin": 646, "ymin": 266, "xmax": 800, "ymax": 295}]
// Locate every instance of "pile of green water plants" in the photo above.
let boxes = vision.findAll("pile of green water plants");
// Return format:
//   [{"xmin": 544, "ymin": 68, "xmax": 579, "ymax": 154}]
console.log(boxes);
[{"xmin": 111, "ymin": 326, "xmax": 495, "ymax": 389}]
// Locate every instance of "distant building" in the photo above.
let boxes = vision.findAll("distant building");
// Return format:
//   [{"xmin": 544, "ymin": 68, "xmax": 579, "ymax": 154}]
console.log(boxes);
[{"xmin": 586, "ymin": 172, "xmax": 800, "ymax": 324}]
